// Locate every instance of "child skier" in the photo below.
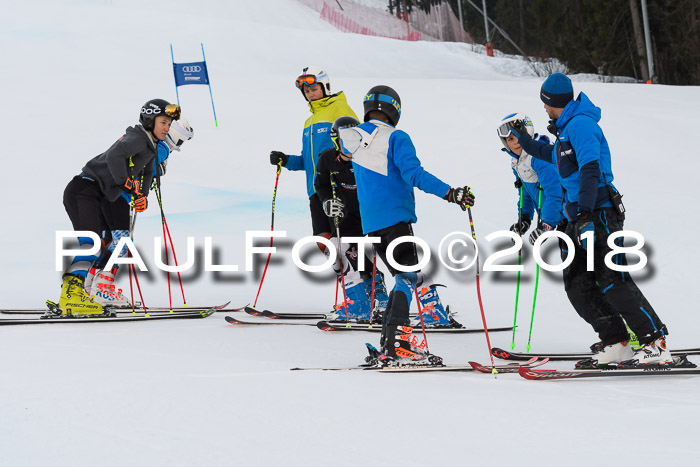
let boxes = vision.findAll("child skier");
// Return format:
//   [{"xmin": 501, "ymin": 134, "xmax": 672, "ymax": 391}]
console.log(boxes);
[
  {"xmin": 339, "ymin": 85, "xmax": 474, "ymax": 364},
  {"xmin": 496, "ymin": 112, "xmax": 562, "ymax": 243},
  {"xmin": 85, "ymin": 118, "xmax": 194, "ymax": 307},
  {"xmin": 314, "ymin": 116, "xmax": 389, "ymax": 322},
  {"xmin": 51, "ymin": 99, "xmax": 180, "ymax": 316}
]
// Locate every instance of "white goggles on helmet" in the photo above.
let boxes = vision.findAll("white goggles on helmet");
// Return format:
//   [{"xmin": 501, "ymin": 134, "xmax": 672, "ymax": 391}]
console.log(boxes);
[{"xmin": 497, "ymin": 123, "xmax": 514, "ymax": 138}]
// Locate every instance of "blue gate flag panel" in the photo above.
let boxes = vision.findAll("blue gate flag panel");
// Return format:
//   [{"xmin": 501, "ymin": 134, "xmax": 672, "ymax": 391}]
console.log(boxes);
[{"xmin": 173, "ymin": 61, "xmax": 209, "ymax": 86}]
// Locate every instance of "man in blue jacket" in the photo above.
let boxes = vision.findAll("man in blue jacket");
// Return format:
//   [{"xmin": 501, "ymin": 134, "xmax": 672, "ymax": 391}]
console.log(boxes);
[
  {"xmin": 340, "ymin": 85, "xmax": 474, "ymax": 365},
  {"xmin": 509, "ymin": 73, "xmax": 670, "ymax": 368}
]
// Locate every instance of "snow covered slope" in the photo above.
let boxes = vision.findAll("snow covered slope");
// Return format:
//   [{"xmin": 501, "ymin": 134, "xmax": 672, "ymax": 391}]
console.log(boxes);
[{"xmin": 1, "ymin": 1, "xmax": 700, "ymax": 466}]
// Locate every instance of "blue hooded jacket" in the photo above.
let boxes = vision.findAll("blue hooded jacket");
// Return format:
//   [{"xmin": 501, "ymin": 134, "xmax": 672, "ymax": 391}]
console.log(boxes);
[
  {"xmin": 350, "ymin": 121, "xmax": 450, "ymax": 234},
  {"xmin": 502, "ymin": 134, "xmax": 563, "ymax": 226},
  {"xmin": 520, "ymin": 92, "xmax": 617, "ymax": 221}
]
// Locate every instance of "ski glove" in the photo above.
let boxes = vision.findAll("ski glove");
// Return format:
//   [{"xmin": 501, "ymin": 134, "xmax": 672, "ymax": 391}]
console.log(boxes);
[
  {"xmin": 323, "ymin": 198, "xmax": 345, "ymax": 218},
  {"xmin": 123, "ymin": 178, "xmax": 142, "ymax": 196},
  {"xmin": 444, "ymin": 186, "xmax": 475, "ymax": 211},
  {"xmin": 529, "ymin": 222, "xmax": 554, "ymax": 246},
  {"xmin": 270, "ymin": 151, "xmax": 288, "ymax": 167},
  {"xmin": 157, "ymin": 159, "xmax": 168, "ymax": 177},
  {"xmin": 509, "ymin": 120, "xmax": 527, "ymax": 138},
  {"xmin": 575, "ymin": 211, "xmax": 596, "ymax": 250},
  {"xmin": 510, "ymin": 215, "xmax": 531, "ymax": 235},
  {"xmin": 133, "ymin": 194, "xmax": 148, "ymax": 213},
  {"xmin": 509, "ymin": 120, "xmax": 532, "ymax": 144}
]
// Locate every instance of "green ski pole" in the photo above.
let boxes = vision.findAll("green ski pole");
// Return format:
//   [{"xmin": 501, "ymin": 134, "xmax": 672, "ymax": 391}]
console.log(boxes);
[
  {"xmin": 511, "ymin": 185, "xmax": 524, "ymax": 350},
  {"xmin": 526, "ymin": 187, "xmax": 544, "ymax": 353}
]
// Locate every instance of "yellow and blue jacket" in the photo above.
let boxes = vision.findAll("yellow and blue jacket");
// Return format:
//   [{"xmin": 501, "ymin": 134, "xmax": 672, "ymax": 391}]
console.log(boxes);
[{"xmin": 285, "ymin": 91, "xmax": 358, "ymax": 198}]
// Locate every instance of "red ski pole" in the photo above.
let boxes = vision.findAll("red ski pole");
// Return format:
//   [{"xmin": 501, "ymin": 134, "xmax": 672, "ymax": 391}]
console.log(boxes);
[
  {"xmin": 467, "ymin": 207, "xmax": 498, "ymax": 374},
  {"xmin": 253, "ymin": 162, "xmax": 282, "ymax": 308}
]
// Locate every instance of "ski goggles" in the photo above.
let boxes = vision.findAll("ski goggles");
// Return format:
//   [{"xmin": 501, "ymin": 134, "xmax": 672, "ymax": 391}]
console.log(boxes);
[
  {"xmin": 164, "ymin": 104, "xmax": 181, "ymax": 120},
  {"xmin": 295, "ymin": 75, "xmax": 319, "ymax": 88},
  {"xmin": 497, "ymin": 122, "xmax": 514, "ymax": 138}
]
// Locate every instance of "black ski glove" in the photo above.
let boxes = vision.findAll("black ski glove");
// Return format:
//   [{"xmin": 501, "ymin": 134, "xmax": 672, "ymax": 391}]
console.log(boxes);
[
  {"xmin": 270, "ymin": 151, "xmax": 288, "ymax": 166},
  {"xmin": 510, "ymin": 215, "xmax": 531, "ymax": 236},
  {"xmin": 529, "ymin": 222, "xmax": 554, "ymax": 246},
  {"xmin": 509, "ymin": 120, "xmax": 533, "ymax": 144},
  {"xmin": 575, "ymin": 211, "xmax": 596, "ymax": 250},
  {"xmin": 444, "ymin": 186, "xmax": 475, "ymax": 211}
]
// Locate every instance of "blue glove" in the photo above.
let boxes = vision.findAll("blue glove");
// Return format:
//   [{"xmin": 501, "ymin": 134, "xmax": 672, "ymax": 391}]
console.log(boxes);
[{"xmin": 575, "ymin": 211, "xmax": 596, "ymax": 250}]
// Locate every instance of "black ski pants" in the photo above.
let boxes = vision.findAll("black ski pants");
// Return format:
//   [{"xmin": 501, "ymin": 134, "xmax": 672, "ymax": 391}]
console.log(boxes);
[
  {"xmin": 562, "ymin": 208, "xmax": 667, "ymax": 346},
  {"xmin": 63, "ymin": 176, "xmax": 106, "ymax": 237}
]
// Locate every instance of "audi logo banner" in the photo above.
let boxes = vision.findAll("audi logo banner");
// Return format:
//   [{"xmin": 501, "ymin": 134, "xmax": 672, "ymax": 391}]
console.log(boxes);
[
  {"xmin": 173, "ymin": 60, "xmax": 209, "ymax": 87},
  {"xmin": 171, "ymin": 44, "xmax": 218, "ymax": 126}
]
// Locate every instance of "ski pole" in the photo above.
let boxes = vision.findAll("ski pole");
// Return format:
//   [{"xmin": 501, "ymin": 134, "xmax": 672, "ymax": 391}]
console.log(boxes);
[
  {"xmin": 153, "ymin": 182, "xmax": 188, "ymax": 310},
  {"xmin": 511, "ymin": 185, "xmax": 524, "ymax": 350},
  {"xmin": 253, "ymin": 161, "xmax": 282, "ymax": 308},
  {"xmin": 162, "ymin": 217, "xmax": 186, "ymax": 306},
  {"xmin": 127, "ymin": 206, "xmax": 149, "ymax": 315},
  {"xmin": 413, "ymin": 286, "xmax": 430, "ymax": 354},
  {"xmin": 369, "ymin": 252, "xmax": 377, "ymax": 327},
  {"xmin": 128, "ymin": 208, "xmax": 137, "ymax": 313},
  {"xmin": 526, "ymin": 188, "xmax": 544, "ymax": 353},
  {"xmin": 467, "ymin": 206, "xmax": 497, "ymax": 374},
  {"xmin": 330, "ymin": 173, "xmax": 350, "ymax": 324},
  {"xmin": 334, "ymin": 276, "xmax": 340, "ymax": 310},
  {"xmin": 154, "ymin": 184, "xmax": 174, "ymax": 312}
]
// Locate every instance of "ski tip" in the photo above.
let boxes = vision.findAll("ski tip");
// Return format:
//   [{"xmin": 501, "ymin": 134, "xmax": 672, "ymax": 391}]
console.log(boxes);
[
  {"xmin": 244, "ymin": 306, "xmax": 263, "ymax": 317},
  {"xmin": 468, "ymin": 361, "xmax": 491, "ymax": 373},
  {"xmin": 316, "ymin": 321, "xmax": 335, "ymax": 331},
  {"xmin": 216, "ymin": 301, "xmax": 232, "ymax": 310},
  {"xmin": 262, "ymin": 310, "xmax": 280, "ymax": 319},
  {"xmin": 230, "ymin": 303, "xmax": 250, "ymax": 312},
  {"xmin": 518, "ymin": 366, "xmax": 545, "ymax": 380},
  {"xmin": 225, "ymin": 315, "xmax": 244, "ymax": 325},
  {"xmin": 491, "ymin": 347, "xmax": 512, "ymax": 359}
]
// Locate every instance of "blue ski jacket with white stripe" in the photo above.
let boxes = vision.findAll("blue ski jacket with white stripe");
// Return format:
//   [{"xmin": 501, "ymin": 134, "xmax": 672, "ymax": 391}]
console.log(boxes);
[
  {"xmin": 502, "ymin": 134, "xmax": 563, "ymax": 227},
  {"xmin": 346, "ymin": 120, "xmax": 450, "ymax": 234}
]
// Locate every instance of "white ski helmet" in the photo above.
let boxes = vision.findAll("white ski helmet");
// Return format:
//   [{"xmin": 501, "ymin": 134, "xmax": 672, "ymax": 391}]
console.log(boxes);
[
  {"xmin": 497, "ymin": 113, "xmax": 534, "ymax": 150},
  {"xmin": 295, "ymin": 66, "xmax": 331, "ymax": 100},
  {"xmin": 165, "ymin": 118, "xmax": 193, "ymax": 152}
]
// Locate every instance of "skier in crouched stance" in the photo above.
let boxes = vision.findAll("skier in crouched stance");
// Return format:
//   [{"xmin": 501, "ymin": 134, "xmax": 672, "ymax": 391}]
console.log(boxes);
[
  {"xmin": 51, "ymin": 99, "xmax": 180, "ymax": 316},
  {"xmin": 85, "ymin": 118, "xmax": 194, "ymax": 308},
  {"xmin": 340, "ymin": 85, "xmax": 474, "ymax": 365}
]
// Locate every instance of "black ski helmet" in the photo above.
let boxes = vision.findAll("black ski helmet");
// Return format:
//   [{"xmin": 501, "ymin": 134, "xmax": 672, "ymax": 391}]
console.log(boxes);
[
  {"xmin": 363, "ymin": 85, "xmax": 401, "ymax": 126},
  {"xmin": 139, "ymin": 99, "xmax": 180, "ymax": 131},
  {"xmin": 330, "ymin": 116, "xmax": 360, "ymax": 139},
  {"xmin": 330, "ymin": 115, "xmax": 360, "ymax": 152}
]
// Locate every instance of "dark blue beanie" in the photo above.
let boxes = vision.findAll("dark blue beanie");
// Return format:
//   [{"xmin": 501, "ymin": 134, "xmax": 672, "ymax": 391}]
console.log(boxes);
[{"xmin": 540, "ymin": 73, "xmax": 573, "ymax": 108}]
